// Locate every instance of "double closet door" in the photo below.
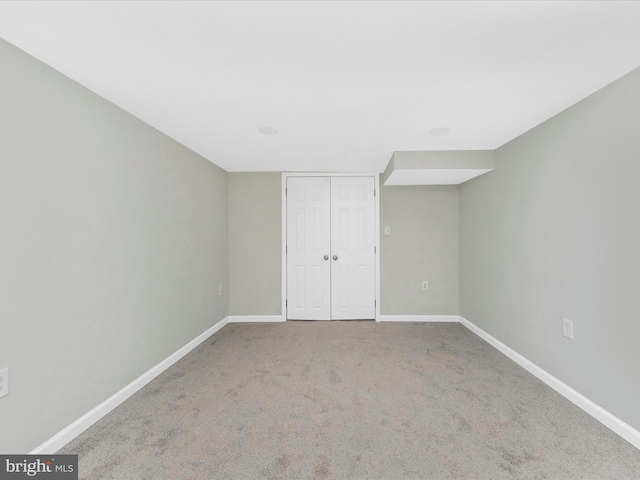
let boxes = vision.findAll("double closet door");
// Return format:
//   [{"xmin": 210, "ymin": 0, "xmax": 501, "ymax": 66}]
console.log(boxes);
[{"xmin": 286, "ymin": 176, "xmax": 376, "ymax": 320}]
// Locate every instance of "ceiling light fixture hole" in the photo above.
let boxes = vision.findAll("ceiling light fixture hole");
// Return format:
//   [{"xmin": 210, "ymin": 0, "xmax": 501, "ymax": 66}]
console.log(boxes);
[
  {"xmin": 429, "ymin": 127, "xmax": 451, "ymax": 136},
  {"xmin": 258, "ymin": 127, "xmax": 279, "ymax": 136}
]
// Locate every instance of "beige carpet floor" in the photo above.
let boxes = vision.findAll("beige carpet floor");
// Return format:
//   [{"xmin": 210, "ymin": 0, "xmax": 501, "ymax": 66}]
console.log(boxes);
[{"xmin": 59, "ymin": 322, "xmax": 640, "ymax": 479}]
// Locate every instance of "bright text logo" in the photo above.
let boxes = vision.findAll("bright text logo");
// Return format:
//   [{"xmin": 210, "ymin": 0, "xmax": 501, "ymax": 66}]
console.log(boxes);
[{"xmin": 0, "ymin": 455, "xmax": 77, "ymax": 479}]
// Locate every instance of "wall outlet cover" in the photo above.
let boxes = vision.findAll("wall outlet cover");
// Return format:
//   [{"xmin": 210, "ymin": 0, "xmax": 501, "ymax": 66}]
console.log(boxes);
[
  {"xmin": 563, "ymin": 318, "xmax": 574, "ymax": 339},
  {"xmin": 0, "ymin": 367, "xmax": 8, "ymax": 398},
  {"xmin": 421, "ymin": 281, "xmax": 429, "ymax": 291}
]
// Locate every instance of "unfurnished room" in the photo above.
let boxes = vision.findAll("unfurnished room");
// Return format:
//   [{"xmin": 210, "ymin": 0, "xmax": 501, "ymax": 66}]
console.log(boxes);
[{"xmin": 0, "ymin": 1, "xmax": 639, "ymax": 479}]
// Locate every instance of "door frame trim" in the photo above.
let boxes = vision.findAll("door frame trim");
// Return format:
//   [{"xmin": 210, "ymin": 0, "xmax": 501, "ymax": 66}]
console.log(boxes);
[{"xmin": 281, "ymin": 173, "xmax": 380, "ymax": 321}]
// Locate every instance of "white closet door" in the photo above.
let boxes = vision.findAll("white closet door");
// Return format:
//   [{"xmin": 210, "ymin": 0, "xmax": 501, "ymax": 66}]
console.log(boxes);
[
  {"xmin": 286, "ymin": 177, "xmax": 331, "ymax": 320},
  {"xmin": 330, "ymin": 177, "xmax": 376, "ymax": 320}
]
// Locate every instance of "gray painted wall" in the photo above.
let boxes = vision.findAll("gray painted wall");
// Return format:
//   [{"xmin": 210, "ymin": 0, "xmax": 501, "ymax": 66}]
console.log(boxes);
[
  {"xmin": 460, "ymin": 67, "xmax": 640, "ymax": 431},
  {"xmin": 380, "ymin": 185, "xmax": 459, "ymax": 315},
  {"xmin": 228, "ymin": 174, "xmax": 460, "ymax": 317},
  {"xmin": 229, "ymin": 173, "xmax": 282, "ymax": 316},
  {"xmin": 0, "ymin": 38, "xmax": 229, "ymax": 453}
]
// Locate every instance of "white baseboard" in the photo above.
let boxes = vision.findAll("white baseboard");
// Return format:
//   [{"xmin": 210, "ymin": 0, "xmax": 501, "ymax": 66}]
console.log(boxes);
[
  {"xmin": 458, "ymin": 316, "xmax": 640, "ymax": 451},
  {"xmin": 377, "ymin": 315, "xmax": 459, "ymax": 323},
  {"xmin": 228, "ymin": 315, "xmax": 285, "ymax": 323},
  {"xmin": 30, "ymin": 314, "xmax": 639, "ymax": 453},
  {"xmin": 30, "ymin": 316, "xmax": 230, "ymax": 454}
]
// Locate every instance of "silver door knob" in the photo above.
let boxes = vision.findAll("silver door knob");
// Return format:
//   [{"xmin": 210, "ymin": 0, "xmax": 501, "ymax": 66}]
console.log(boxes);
[
  {"xmin": 324, "ymin": 255, "xmax": 329, "ymax": 260},
  {"xmin": 333, "ymin": 255, "xmax": 338, "ymax": 261}
]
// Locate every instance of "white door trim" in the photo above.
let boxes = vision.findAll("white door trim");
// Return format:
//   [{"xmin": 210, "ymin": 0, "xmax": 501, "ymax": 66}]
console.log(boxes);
[{"xmin": 282, "ymin": 173, "xmax": 380, "ymax": 321}]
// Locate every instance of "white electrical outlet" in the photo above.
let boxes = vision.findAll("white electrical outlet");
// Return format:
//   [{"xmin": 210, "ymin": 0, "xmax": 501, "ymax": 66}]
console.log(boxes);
[
  {"xmin": 0, "ymin": 367, "xmax": 8, "ymax": 399},
  {"xmin": 218, "ymin": 285, "xmax": 223, "ymax": 296},
  {"xmin": 421, "ymin": 281, "xmax": 429, "ymax": 291},
  {"xmin": 384, "ymin": 226, "xmax": 391, "ymax": 235},
  {"xmin": 562, "ymin": 319, "xmax": 574, "ymax": 339}
]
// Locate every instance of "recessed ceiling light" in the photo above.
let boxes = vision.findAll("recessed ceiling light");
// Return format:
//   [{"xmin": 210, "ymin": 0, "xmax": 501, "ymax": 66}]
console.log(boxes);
[
  {"xmin": 258, "ymin": 127, "xmax": 278, "ymax": 136},
  {"xmin": 429, "ymin": 127, "xmax": 450, "ymax": 136}
]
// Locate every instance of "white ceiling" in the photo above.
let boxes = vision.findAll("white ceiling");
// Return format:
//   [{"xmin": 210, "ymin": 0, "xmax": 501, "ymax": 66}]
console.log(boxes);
[{"xmin": 1, "ymin": 1, "xmax": 640, "ymax": 173}]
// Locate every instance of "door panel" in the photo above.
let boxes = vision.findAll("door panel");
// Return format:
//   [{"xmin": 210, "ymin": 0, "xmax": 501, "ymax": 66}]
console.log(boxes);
[
  {"xmin": 286, "ymin": 176, "xmax": 376, "ymax": 320},
  {"xmin": 330, "ymin": 177, "xmax": 376, "ymax": 320},
  {"xmin": 286, "ymin": 177, "xmax": 331, "ymax": 320}
]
